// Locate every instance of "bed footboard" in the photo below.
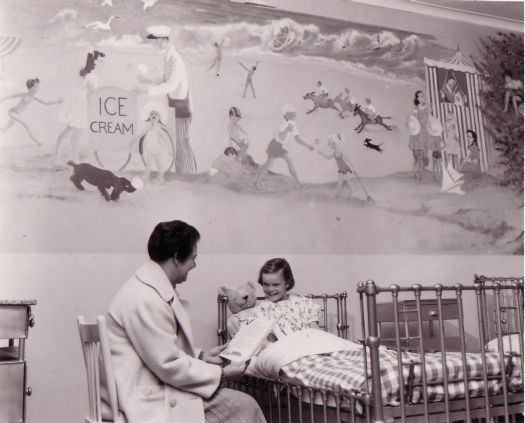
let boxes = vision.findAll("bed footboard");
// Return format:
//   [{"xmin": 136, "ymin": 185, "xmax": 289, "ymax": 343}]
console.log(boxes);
[{"xmin": 358, "ymin": 277, "xmax": 524, "ymax": 423}]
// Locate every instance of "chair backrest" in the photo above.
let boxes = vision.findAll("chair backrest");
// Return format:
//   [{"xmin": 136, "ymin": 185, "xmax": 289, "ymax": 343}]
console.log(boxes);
[{"xmin": 77, "ymin": 315, "xmax": 119, "ymax": 423}]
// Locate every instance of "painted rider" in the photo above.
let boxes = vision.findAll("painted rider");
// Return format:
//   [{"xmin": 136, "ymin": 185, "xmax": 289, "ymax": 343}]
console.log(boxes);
[
  {"xmin": 341, "ymin": 87, "xmax": 353, "ymax": 104},
  {"xmin": 315, "ymin": 81, "xmax": 329, "ymax": 106},
  {"xmin": 363, "ymin": 98, "xmax": 377, "ymax": 122}
]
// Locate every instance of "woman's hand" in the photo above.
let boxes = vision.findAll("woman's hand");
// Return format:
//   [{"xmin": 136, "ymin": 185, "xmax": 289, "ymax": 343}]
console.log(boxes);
[
  {"xmin": 222, "ymin": 360, "xmax": 250, "ymax": 380},
  {"xmin": 202, "ymin": 344, "xmax": 228, "ymax": 364}
]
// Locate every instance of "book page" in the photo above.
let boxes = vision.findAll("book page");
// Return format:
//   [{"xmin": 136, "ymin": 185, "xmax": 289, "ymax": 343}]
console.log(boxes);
[{"xmin": 220, "ymin": 317, "xmax": 278, "ymax": 362}]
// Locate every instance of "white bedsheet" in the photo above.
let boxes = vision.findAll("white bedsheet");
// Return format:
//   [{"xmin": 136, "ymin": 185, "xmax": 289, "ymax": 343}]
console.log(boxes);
[{"xmin": 246, "ymin": 328, "xmax": 361, "ymax": 379}]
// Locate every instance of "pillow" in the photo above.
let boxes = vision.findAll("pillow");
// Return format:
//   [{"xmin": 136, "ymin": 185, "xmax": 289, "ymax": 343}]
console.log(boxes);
[{"xmin": 486, "ymin": 334, "xmax": 522, "ymax": 354}]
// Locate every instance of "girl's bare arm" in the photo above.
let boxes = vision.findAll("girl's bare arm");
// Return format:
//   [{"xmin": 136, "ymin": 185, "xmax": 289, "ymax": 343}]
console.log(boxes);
[
  {"xmin": 294, "ymin": 134, "xmax": 314, "ymax": 150},
  {"xmin": 0, "ymin": 93, "xmax": 24, "ymax": 102},
  {"xmin": 316, "ymin": 148, "xmax": 332, "ymax": 159},
  {"xmin": 34, "ymin": 96, "xmax": 63, "ymax": 105}
]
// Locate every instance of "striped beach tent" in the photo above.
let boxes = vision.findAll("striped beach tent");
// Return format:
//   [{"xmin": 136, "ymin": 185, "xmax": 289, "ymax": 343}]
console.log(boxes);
[
  {"xmin": 0, "ymin": 36, "xmax": 22, "ymax": 59},
  {"xmin": 424, "ymin": 49, "xmax": 490, "ymax": 172}
]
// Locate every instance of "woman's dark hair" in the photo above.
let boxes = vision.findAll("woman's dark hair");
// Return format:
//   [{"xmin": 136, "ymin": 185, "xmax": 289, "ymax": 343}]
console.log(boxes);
[
  {"xmin": 257, "ymin": 258, "xmax": 295, "ymax": 291},
  {"xmin": 503, "ymin": 69, "xmax": 513, "ymax": 78},
  {"xmin": 224, "ymin": 147, "xmax": 238, "ymax": 156},
  {"xmin": 466, "ymin": 129, "xmax": 478, "ymax": 145},
  {"xmin": 229, "ymin": 106, "xmax": 241, "ymax": 118},
  {"xmin": 147, "ymin": 220, "xmax": 200, "ymax": 263},
  {"xmin": 80, "ymin": 50, "xmax": 105, "ymax": 77},
  {"xmin": 26, "ymin": 78, "xmax": 40, "ymax": 89},
  {"xmin": 414, "ymin": 90, "xmax": 424, "ymax": 106}
]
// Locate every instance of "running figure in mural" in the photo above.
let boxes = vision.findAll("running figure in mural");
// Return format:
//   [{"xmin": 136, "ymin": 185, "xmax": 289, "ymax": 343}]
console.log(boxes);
[
  {"xmin": 54, "ymin": 50, "xmax": 105, "ymax": 167},
  {"xmin": 0, "ymin": 78, "xmax": 63, "ymax": 146},
  {"xmin": 239, "ymin": 61, "xmax": 259, "ymax": 98},
  {"xmin": 503, "ymin": 70, "xmax": 523, "ymax": 118},
  {"xmin": 207, "ymin": 39, "xmax": 224, "ymax": 77},
  {"xmin": 315, "ymin": 133, "xmax": 354, "ymax": 199},
  {"xmin": 459, "ymin": 129, "xmax": 480, "ymax": 171},
  {"xmin": 254, "ymin": 103, "xmax": 314, "ymax": 190},
  {"xmin": 139, "ymin": 25, "xmax": 197, "ymax": 175}
]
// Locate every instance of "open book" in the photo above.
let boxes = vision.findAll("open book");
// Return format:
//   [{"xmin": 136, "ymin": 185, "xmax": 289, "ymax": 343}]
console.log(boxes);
[{"xmin": 220, "ymin": 316, "xmax": 279, "ymax": 363}]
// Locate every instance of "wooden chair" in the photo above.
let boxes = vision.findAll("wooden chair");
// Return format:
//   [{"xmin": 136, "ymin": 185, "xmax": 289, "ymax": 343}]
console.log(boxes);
[{"xmin": 77, "ymin": 316, "xmax": 119, "ymax": 423}]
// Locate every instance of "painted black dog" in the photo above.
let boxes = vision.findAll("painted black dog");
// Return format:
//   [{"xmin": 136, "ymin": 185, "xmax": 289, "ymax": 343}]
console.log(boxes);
[
  {"xmin": 67, "ymin": 161, "xmax": 136, "ymax": 202},
  {"xmin": 363, "ymin": 138, "xmax": 383, "ymax": 153}
]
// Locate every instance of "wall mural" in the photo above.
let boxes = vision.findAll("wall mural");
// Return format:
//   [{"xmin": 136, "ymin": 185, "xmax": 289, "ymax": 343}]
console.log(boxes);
[{"xmin": 0, "ymin": 0, "xmax": 522, "ymax": 255}]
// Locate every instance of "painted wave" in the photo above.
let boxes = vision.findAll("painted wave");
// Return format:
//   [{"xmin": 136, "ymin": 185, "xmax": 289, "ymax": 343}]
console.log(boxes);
[
  {"xmin": 40, "ymin": 12, "xmax": 451, "ymax": 81},
  {"xmin": 169, "ymin": 19, "xmax": 446, "ymax": 80}
]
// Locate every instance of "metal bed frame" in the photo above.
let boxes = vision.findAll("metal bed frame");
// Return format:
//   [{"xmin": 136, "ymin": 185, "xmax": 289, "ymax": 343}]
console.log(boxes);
[
  {"xmin": 216, "ymin": 277, "xmax": 524, "ymax": 423},
  {"xmin": 358, "ymin": 276, "xmax": 524, "ymax": 423}
]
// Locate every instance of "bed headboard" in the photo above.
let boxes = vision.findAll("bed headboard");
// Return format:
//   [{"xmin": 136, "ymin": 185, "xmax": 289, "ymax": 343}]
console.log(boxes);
[{"xmin": 216, "ymin": 292, "xmax": 349, "ymax": 345}]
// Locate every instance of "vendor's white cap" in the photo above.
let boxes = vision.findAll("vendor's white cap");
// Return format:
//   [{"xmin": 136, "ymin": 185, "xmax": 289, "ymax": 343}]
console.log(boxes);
[
  {"xmin": 281, "ymin": 103, "xmax": 296, "ymax": 115},
  {"xmin": 140, "ymin": 100, "xmax": 168, "ymax": 123},
  {"xmin": 147, "ymin": 25, "xmax": 171, "ymax": 38}
]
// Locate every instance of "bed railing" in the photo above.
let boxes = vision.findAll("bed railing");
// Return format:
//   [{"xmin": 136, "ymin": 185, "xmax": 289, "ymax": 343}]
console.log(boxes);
[
  {"xmin": 358, "ymin": 277, "xmax": 524, "ymax": 423},
  {"xmin": 217, "ymin": 292, "xmax": 349, "ymax": 345}
]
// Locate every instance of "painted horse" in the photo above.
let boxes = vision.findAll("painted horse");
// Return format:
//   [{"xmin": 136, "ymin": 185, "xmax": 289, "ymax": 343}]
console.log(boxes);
[
  {"xmin": 333, "ymin": 93, "xmax": 355, "ymax": 117},
  {"xmin": 303, "ymin": 91, "xmax": 344, "ymax": 118},
  {"xmin": 353, "ymin": 104, "xmax": 392, "ymax": 133}
]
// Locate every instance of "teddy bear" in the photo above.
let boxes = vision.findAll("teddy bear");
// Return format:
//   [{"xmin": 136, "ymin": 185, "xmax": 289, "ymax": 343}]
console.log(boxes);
[{"xmin": 218, "ymin": 281, "xmax": 259, "ymax": 338}]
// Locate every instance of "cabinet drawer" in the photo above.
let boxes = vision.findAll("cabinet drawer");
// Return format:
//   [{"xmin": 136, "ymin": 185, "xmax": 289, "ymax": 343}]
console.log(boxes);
[
  {"xmin": 0, "ymin": 307, "xmax": 28, "ymax": 339},
  {"xmin": 0, "ymin": 362, "xmax": 25, "ymax": 423}
]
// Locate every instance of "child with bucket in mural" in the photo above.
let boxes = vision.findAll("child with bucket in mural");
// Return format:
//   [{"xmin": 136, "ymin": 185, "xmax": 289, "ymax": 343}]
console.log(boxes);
[
  {"xmin": 315, "ymin": 133, "xmax": 354, "ymax": 199},
  {"xmin": 0, "ymin": 78, "xmax": 63, "ymax": 146},
  {"xmin": 254, "ymin": 103, "xmax": 315, "ymax": 190},
  {"xmin": 135, "ymin": 101, "xmax": 171, "ymax": 184}
]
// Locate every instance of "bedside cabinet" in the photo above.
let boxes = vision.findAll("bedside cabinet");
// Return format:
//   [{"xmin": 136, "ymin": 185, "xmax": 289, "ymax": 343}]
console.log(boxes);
[{"xmin": 0, "ymin": 300, "xmax": 36, "ymax": 423}]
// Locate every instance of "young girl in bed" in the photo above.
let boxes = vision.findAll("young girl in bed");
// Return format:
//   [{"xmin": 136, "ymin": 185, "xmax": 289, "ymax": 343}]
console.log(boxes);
[{"xmin": 255, "ymin": 257, "xmax": 321, "ymax": 339}]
